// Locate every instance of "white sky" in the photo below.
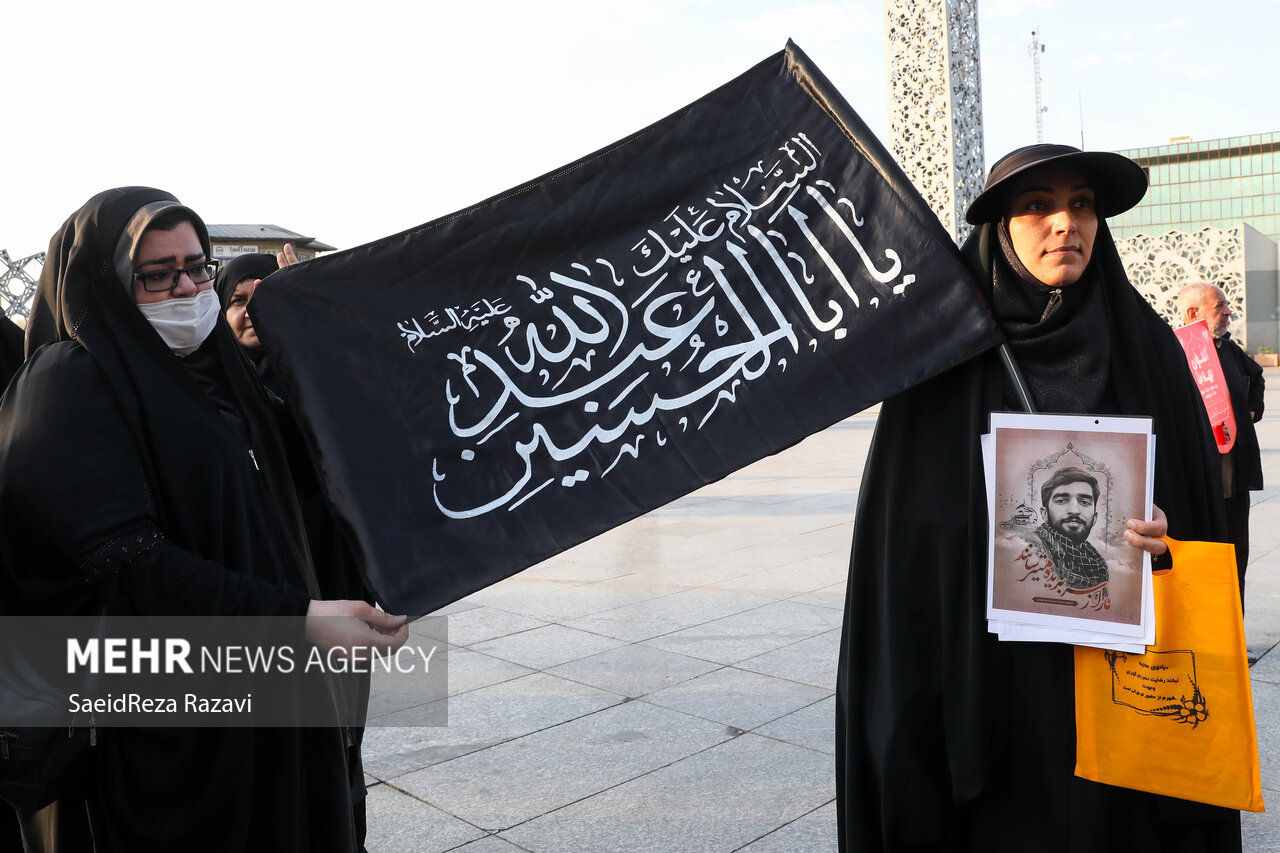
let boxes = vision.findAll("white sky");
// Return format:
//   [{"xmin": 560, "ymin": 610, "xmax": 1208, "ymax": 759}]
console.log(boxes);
[{"xmin": 3, "ymin": 0, "xmax": 1276, "ymax": 257}]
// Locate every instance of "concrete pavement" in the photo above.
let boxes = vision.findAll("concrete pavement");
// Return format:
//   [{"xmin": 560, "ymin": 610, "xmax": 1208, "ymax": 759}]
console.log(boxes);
[{"xmin": 360, "ymin": 370, "xmax": 1280, "ymax": 852}]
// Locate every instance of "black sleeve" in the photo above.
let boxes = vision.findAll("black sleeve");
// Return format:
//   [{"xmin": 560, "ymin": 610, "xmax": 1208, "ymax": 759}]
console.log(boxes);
[
  {"xmin": 2, "ymin": 346, "xmax": 309, "ymax": 618},
  {"xmin": 0, "ymin": 315, "xmax": 24, "ymax": 387},
  {"xmin": 3, "ymin": 350, "xmax": 154, "ymax": 573},
  {"xmin": 1244, "ymin": 351, "xmax": 1265, "ymax": 422},
  {"xmin": 83, "ymin": 530, "xmax": 309, "ymax": 618}
]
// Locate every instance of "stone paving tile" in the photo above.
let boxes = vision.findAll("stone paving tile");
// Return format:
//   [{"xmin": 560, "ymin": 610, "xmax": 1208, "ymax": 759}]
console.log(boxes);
[
  {"xmin": 719, "ymin": 558, "xmax": 848, "ymax": 600},
  {"xmin": 469, "ymin": 623, "xmax": 626, "ymax": 670},
  {"xmin": 622, "ymin": 554, "xmax": 776, "ymax": 589},
  {"xmin": 808, "ymin": 514, "xmax": 860, "ymax": 535},
  {"xmin": 406, "ymin": 613, "xmax": 453, "ymax": 641},
  {"xmin": 564, "ymin": 588, "xmax": 778, "ymax": 644},
  {"xmin": 643, "ymin": 666, "xmax": 831, "ymax": 732},
  {"xmin": 556, "ymin": 527, "xmax": 734, "ymax": 568},
  {"xmin": 436, "ymin": 648, "xmax": 536, "ymax": 697},
  {"xmin": 440, "ymin": 607, "xmax": 550, "ymax": 647},
  {"xmin": 736, "ymin": 800, "xmax": 837, "ymax": 852},
  {"xmin": 499, "ymin": 734, "xmax": 832, "ymax": 853},
  {"xmin": 462, "ymin": 578, "xmax": 662, "ymax": 623},
  {"xmin": 517, "ymin": 558, "xmax": 637, "ymax": 584},
  {"xmin": 643, "ymin": 599, "xmax": 843, "ymax": 666},
  {"xmin": 655, "ymin": 499, "xmax": 794, "ymax": 523},
  {"xmin": 773, "ymin": 544, "xmax": 851, "ymax": 571},
  {"xmin": 368, "ymin": 656, "xmax": 450, "ymax": 721},
  {"xmin": 719, "ymin": 490, "xmax": 817, "ymax": 506},
  {"xmin": 1247, "ymin": 583, "xmax": 1280, "ymax": 613},
  {"xmin": 699, "ymin": 521, "xmax": 851, "ymax": 555},
  {"xmin": 1252, "ymin": 645, "xmax": 1280, "ymax": 685},
  {"xmin": 754, "ymin": 696, "xmax": 837, "ymax": 756},
  {"xmin": 1246, "ymin": 589, "xmax": 1280, "ymax": 650},
  {"xmin": 1252, "ymin": 679, "xmax": 1280, "ymax": 789},
  {"xmin": 735, "ymin": 629, "xmax": 841, "ymax": 690},
  {"xmin": 449, "ymin": 836, "xmax": 533, "ymax": 852},
  {"xmin": 1243, "ymin": 679, "xmax": 1280, "ymax": 850},
  {"xmin": 363, "ymin": 782, "xmax": 487, "ymax": 852},
  {"xmin": 647, "ymin": 519, "xmax": 727, "ymax": 537},
  {"xmin": 779, "ymin": 490, "xmax": 858, "ymax": 512},
  {"xmin": 547, "ymin": 642, "xmax": 722, "ymax": 698},
  {"xmin": 354, "ymin": 392, "xmax": 1280, "ymax": 850},
  {"xmin": 1247, "ymin": 616, "xmax": 1280, "ymax": 657},
  {"xmin": 394, "ymin": 701, "xmax": 733, "ymax": 832},
  {"xmin": 362, "ymin": 672, "xmax": 621, "ymax": 779},
  {"xmin": 604, "ymin": 574, "xmax": 721, "ymax": 597},
  {"xmin": 790, "ymin": 583, "xmax": 847, "ymax": 611}
]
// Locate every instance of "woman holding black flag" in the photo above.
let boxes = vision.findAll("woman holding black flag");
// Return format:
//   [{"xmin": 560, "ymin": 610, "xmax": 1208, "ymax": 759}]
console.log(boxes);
[
  {"xmin": 0, "ymin": 187, "xmax": 405, "ymax": 851},
  {"xmin": 837, "ymin": 145, "xmax": 1238, "ymax": 851}
]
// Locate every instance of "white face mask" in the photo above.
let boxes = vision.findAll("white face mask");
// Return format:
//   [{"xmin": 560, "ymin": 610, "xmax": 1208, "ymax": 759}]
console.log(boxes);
[{"xmin": 135, "ymin": 287, "xmax": 221, "ymax": 357}]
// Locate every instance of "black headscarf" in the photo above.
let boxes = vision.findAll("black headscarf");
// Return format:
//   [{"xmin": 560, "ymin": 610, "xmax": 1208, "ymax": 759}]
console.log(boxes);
[
  {"xmin": 836, "ymin": 150, "xmax": 1234, "ymax": 851},
  {"xmin": 14, "ymin": 187, "xmax": 317, "ymax": 600},
  {"xmin": 0, "ymin": 187, "xmax": 356, "ymax": 851},
  {"xmin": 214, "ymin": 252, "xmax": 279, "ymax": 310},
  {"xmin": 988, "ymin": 217, "xmax": 1111, "ymax": 412}
]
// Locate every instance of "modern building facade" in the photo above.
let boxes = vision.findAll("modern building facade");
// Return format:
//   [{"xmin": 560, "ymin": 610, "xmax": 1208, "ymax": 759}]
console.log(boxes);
[
  {"xmin": 1116, "ymin": 224, "xmax": 1279, "ymax": 353},
  {"xmin": 1110, "ymin": 132, "xmax": 1280, "ymax": 244},
  {"xmin": 1105, "ymin": 133, "xmax": 1280, "ymax": 353}
]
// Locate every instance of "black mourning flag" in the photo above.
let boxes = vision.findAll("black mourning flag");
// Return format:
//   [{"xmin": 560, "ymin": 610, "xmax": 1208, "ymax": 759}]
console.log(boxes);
[{"xmin": 251, "ymin": 42, "xmax": 999, "ymax": 617}]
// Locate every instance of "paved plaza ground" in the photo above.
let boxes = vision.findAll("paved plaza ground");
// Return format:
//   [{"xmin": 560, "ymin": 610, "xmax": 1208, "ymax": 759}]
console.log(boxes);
[{"xmin": 361, "ymin": 371, "xmax": 1280, "ymax": 852}]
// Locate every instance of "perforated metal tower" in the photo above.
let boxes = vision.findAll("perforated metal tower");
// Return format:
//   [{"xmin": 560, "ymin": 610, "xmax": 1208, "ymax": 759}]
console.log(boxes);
[{"xmin": 883, "ymin": 0, "xmax": 985, "ymax": 245}]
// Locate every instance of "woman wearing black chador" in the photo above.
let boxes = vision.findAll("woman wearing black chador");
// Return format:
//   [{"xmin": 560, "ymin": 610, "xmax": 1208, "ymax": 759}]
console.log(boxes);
[
  {"xmin": 836, "ymin": 146, "xmax": 1237, "ymax": 852},
  {"xmin": 0, "ymin": 187, "xmax": 406, "ymax": 851}
]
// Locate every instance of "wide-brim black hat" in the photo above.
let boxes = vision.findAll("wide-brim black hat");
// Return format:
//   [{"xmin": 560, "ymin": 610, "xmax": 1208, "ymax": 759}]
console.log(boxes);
[{"xmin": 965, "ymin": 143, "xmax": 1148, "ymax": 225}]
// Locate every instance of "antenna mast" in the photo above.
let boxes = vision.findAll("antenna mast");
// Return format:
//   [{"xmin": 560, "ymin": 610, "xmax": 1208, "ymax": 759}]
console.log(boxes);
[{"xmin": 1029, "ymin": 30, "xmax": 1047, "ymax": 142}]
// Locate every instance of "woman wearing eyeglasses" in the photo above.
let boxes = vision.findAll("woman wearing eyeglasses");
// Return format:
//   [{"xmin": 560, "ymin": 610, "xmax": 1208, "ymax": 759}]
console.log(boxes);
[{"xmin": 0, "ymin": 187, "xmax": 405, "ymax": 852}]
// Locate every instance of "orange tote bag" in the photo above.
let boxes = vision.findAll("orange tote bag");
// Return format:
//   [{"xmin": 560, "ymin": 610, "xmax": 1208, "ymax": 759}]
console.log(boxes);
[{"xmin": 1074, "ymin": 536, "xmax": 1264, "ymax": 812}]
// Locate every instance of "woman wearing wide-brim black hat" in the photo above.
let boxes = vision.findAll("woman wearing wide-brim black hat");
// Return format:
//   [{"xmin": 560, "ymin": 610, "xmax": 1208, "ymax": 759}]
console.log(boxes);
[{"xmin": 836, "ymin": 144, "xmax": 1238, "ymax": 851}]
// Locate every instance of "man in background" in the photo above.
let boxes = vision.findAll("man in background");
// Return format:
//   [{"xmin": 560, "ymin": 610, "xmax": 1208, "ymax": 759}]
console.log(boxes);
[
  {"xmin": 1178, "ymin": 281, "xmax": 1264, "ymax": 604},
  {"xmin": 1030, "ymin": 466, "xmax": 1109, "ymax": 591}
]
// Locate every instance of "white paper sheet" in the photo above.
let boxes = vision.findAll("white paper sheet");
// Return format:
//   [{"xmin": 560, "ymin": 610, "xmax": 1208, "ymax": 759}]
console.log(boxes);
[{"xmin": 981, "ymin": 414, "xmax": 1156, "ymax": 651}]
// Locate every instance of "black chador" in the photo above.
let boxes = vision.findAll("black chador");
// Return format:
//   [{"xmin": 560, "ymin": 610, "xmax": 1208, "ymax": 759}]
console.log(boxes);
[
  {"xmin": 836, "ymin": 146, "xmax": 1237, "ymax": 852},
  {"xmin": 0, "ymin": 188, "xmax": 357, "ymax": 852}
]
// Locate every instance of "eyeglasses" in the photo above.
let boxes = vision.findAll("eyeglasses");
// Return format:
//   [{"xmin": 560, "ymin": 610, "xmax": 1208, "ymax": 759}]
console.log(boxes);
[{"xmin": 133, "ymin": 260, "xmax": 220, "ymax": 293}]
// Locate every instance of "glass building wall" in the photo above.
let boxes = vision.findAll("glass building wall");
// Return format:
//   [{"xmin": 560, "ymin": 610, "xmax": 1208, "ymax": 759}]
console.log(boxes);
[{"xmin": 1109, "ymin": 132, "xmax": 1280, "ymax": 244}]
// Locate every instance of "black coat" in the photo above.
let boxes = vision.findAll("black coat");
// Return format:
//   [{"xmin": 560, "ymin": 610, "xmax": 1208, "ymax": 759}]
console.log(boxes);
[
  {"xmin": 835, "ymin": 221, "xmax": 1237, "ymax": 851},
  {"xmin": 0, "ymin": 316, "xmax": 22, "ymax": 389},
  {"xmin": 1217, "ymin": 333, "xmax": 1264, "ymax": 493},
  {"xmin": 0, "ymin": 188, "xmax": 356, "ymax": 851}
]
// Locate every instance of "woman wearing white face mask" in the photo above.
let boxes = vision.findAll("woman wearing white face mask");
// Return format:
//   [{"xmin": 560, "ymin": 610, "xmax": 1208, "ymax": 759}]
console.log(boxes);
[
  {"xmin": 0, "ymin": 187, "xmax": 406, "ymax": 851},
  {"xmin": 114, "ymin": 202, "xmax": 223, "ymax": 357}
]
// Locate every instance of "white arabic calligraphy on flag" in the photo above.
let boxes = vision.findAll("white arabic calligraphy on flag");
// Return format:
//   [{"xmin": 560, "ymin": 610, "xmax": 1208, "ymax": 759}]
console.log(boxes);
[{"xmin": 249, "ymin": 43, "xmax": 998, "ymax": 616}]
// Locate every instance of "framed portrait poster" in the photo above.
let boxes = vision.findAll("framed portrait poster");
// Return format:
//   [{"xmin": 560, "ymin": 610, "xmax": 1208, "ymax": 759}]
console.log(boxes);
[{"xmin": 985, "ymin": 412, "xmax": 1155, "ymax": 647}]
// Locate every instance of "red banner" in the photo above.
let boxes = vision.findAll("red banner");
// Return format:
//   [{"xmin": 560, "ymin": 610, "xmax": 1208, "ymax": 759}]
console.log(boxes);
[{"xmin": 1174, "ymin": 319, "xmax": 1236, "ymax": 453}]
